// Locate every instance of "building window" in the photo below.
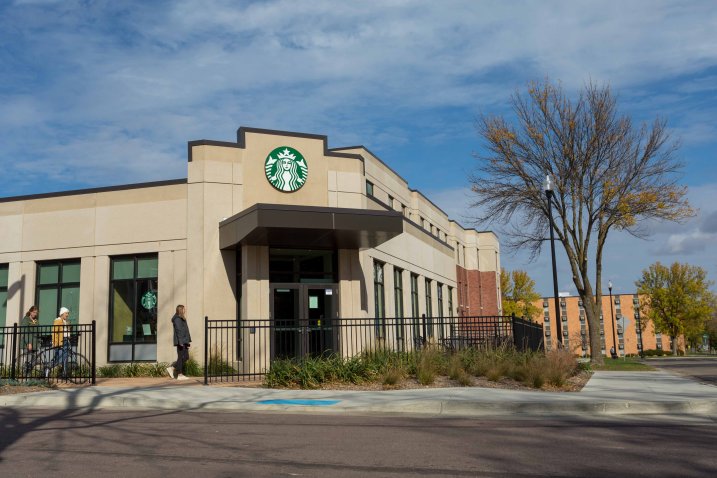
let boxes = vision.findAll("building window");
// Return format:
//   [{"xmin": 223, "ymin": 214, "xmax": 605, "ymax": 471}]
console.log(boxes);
[
  {"xmin": 410, "ymin": 273, "xmax": 420, "ymax": 337},
  {"xmin": 425, "ymin": 279, "xmax": 433, "ymax": 337},
  {"xmin": 388, "ymin": 195, "xmax": 394, "ymax": 209},
  {"xmin": 394, "ymin": 267, "xmax": 404, "ymax": 344},
  {"xmin": 437, "ymin": 283, "xmax": 445, "ymax": 339},
  {"xmin": 109, "ymin": 255, "xmax": 158, "ymax": 362},
  {"xmin": 366, "ymin": 181, "xmax": 374, "ymax": 196},
  {"xmin": 36, "ymin": 260, "xmax": 80, "ymax": 326},
  {"xmin": 394, "ymin": 267, "xmax": 404, "ymax": 318},
  {"xmin": 0, "ymin": 264, "xmax": 7, "ymax": 331},
  {"xmin": 447, "ymin": 286, "xmax": 453, "ymax": 317},
  {"xmin": 373, "ymin": 260, "xmax": 385, "ymax": 338}
]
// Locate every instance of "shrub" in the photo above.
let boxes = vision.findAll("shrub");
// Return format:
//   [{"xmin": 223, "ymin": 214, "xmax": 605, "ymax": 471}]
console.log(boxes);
[
  {"xmin": 447, "ymin": 355, "xmax": 464, "ymax": 381},
  {"xmin": 183, "ymin": 355, "xmax": 203, "ymax": 377},
  {"xmin": 485, "ymin": 366, "xmax": 503, "ymax": 382},
  {"xmin": 382, "ymin": 366, "xmax": 404, "ymax": 386},
  {"xmin": 207, "ymin": 352, "xmax": 237, "ymax": 376},
  {"xmin": 98, "ymin": 364, "xmax": 123, "ymax": 378},
  {"xmin": 544, "ymin": 349, "xmax": 577, "ymax": 387},
  {"xmin": 415, "ymin": 347, "xmax": 442, "ymax": 385}
]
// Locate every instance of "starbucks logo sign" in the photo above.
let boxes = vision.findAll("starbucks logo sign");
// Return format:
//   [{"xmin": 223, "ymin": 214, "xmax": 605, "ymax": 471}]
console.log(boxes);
[
  {"xmin": 265, "ymin": 146, "xmax": 308, "ymax": 192},
  {"xmin": 141, "ymin": 290, "xmax": 157, "ymax": 310}
]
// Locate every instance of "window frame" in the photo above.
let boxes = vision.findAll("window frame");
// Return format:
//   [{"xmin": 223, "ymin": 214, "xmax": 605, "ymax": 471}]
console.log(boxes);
[
  {"xmin": 108, "ymin": 254, "xmax": 159, "ymax": 362},
  {"xmin": 373, "ymin": 260, "xmax": 386, "ymax": 338},
  {"xmin": 425, "ymin": 278, "xmax": 433, "ymax": 337},
  {"xmin": 35, "ymin": 259, "xmax": 81, "ymax": 326}
]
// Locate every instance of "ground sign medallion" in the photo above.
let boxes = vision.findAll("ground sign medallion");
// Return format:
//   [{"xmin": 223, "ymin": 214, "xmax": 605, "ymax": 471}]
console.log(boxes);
[{"xmin": 265, "ymin": 146, "xmax": 308, "ymax": 192}]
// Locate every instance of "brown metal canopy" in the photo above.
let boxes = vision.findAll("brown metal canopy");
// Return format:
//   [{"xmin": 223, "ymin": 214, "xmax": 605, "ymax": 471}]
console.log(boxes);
[{"xmin": 219, "ymin": 203, "xmax": 404, "ymax": 249}]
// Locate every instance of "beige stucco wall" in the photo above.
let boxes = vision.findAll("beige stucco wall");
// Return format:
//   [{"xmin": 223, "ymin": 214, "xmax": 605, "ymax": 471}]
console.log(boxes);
[
  {"xmin": 0, "ymin": 184, "xmax": 187, "ymax": 366},
  {"xmin": 1, "ymin": 127, "xmax": 501, "ymax": 369}
]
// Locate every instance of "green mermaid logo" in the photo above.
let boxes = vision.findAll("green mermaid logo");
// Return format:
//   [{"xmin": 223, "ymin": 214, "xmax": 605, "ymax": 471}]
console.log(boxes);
[{"xmin": 264, "ymin": 146, "xmax": 308, "ymax": 192}]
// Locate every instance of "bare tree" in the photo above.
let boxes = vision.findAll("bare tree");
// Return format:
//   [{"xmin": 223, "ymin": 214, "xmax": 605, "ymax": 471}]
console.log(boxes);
[{"xmin": 470, "ymin": 80, "xmax": 693, "ymax": 364}]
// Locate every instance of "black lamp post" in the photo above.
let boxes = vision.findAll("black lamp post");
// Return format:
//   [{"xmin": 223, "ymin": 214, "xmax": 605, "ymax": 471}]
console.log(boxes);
[
  {"xmin": 609, "ymin": 281, "xmax": 617, "ymax": 357},
  {"xmin": 544, "ymin": 174, "xmax": 562, "ymax": 346}
]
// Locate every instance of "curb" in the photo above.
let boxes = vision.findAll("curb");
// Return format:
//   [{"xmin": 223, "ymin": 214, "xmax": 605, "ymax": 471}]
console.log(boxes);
[{"xmin": 3, "ymin": 392, "xmax": 716, "ymax": 417}]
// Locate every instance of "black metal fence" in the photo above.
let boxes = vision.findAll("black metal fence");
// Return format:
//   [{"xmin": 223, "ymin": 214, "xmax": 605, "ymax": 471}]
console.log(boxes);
[
  {"xmin": 205, "ymin": 314, "xmax": 543, "ymax": 383},
  {"xmin": 0, "ymin": 321, "xmax": 96, "ymax": 385}
]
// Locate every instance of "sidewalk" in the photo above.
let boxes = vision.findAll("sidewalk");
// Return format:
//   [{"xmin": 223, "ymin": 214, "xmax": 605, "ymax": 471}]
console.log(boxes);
[{"xmin": 2, "ymin": 371, "xmax": 716, "ymax": 417}]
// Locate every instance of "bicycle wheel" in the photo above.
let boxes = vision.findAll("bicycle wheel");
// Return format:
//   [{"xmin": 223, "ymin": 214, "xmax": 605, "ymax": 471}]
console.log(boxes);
[
  {"xmin": 66, "ymin": 353, "xmax": 90, "ymax": 384},
  {"xmin": 18, "ymin": 351, "xmax": 46, "ymax": 379}
]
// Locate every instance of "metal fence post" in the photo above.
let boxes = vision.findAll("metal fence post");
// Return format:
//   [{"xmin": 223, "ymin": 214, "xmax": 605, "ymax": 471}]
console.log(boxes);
[
  {"xmin": 204, "ymin": 316, "xmax": 208, "ymax": 386},
  {"xmin": 91, "ymin": 320, "xmax": 97, "ymax": 385},
  {"xmin": 421, "ymin": 314, "xmax": 427, "ymax": 346},
  {"xmin": 10, "ymin": 323, "xmax": 18, "ymax": 380}
]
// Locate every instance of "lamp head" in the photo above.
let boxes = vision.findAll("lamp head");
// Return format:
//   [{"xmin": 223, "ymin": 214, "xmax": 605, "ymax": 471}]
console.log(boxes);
[
  {"xmin": 543, "ymin": 174, "xmax": 553, "ymax": 193},
  {"xmin": 608, "ymin": 280, "xmax": 613, "ymax": 291}
]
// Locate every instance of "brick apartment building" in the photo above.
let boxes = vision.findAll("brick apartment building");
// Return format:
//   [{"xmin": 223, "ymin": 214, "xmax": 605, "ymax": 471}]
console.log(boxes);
[{"xmin": 535, "ymin": 293, "xmax": 673, "ymax": 357}]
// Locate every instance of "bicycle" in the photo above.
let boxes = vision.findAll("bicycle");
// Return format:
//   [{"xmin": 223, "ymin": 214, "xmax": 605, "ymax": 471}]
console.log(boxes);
[{"xmin": 18, "ymin": 334, "xmax": 90, "ymax": 384}]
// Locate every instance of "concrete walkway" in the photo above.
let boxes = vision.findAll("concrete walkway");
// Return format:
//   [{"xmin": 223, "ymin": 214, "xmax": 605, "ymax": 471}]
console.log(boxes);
[{"xmin": 2, "ymin": 371, "xmax": 716, "ymax": 417}]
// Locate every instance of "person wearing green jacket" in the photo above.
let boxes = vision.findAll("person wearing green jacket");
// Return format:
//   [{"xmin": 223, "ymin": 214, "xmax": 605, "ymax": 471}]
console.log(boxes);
[{"xmin": 20, "ymin": 306, "xmax": 40, "ymax": 374}]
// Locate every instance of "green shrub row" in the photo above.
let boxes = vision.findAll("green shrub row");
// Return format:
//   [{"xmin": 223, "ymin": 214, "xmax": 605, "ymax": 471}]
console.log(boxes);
[
  {"xmin": 97, "ymin": 353, "xmax": 236, "ymax": 378},
  {"xmin": 641, "ymin": 349, "xmax": 672, "ymax": 357},
  {"xmin": 264, "ymin": 344, "xmax": 579, "ymax": 390}
]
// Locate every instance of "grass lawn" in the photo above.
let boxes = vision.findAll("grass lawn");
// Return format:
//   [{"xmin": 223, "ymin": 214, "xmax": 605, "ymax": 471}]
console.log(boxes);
[{"xmin": 591, "ymin": 358, "xmax": 654, "ymax": 371}]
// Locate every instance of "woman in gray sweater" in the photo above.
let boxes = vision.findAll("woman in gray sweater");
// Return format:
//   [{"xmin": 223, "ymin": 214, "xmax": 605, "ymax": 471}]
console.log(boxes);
[{"xmin": 166, "ymin": 305, "xmax": 192, "ymax": 380}]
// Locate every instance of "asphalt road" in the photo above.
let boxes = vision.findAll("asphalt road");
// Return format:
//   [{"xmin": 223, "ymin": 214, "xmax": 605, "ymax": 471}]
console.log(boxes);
[
  {"xmin": 647, "ymin": 357, "xmax": 717, "ymax": 385},
  {"xmin": 1, "ymin": 408, "xmax": 715, "ymax": 477}
]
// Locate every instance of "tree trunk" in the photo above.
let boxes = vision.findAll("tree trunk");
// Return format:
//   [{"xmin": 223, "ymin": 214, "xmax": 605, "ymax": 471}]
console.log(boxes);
[
  {"xmin": 583, "ymin": 292, "xmax": 605, "ymax": 365},
  {"xmin": 671, "ymin": 335, "xmax": 679, "ymax": 356}
]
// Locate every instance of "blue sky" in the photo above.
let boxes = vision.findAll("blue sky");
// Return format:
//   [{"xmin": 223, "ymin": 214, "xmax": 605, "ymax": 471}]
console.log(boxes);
[{"xmin": 1, "ymin": 0, "xmax": 716, "ymax": 296}]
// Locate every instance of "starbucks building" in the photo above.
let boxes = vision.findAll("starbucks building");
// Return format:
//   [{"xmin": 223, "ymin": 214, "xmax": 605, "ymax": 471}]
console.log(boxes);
[{"xmin": 0, "ymin": 127, "xmax": 501, "ymax": 367}]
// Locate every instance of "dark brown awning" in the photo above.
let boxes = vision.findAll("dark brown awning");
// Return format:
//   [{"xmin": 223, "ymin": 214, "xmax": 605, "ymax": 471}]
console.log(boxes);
[{"xmin": 219, "ymin": 203, "xmax": 404, "ymax": 249}]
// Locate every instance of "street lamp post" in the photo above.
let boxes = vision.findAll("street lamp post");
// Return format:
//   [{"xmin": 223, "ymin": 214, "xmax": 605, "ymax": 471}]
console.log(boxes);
[
  {"xmin": 609, "ymin": 281, "xmax": 617, "ymax": 357},
  {"xmin": 635, "ymin": 306, "xmax": 644, "ymax": 358},
  {"xmin": 544, "ymin": 174, "xmax": 562, "ymax": 347}
]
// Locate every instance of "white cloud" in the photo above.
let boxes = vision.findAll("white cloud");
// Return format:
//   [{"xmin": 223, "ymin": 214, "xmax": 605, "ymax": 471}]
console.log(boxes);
[{"xmin": 0, "ymin": 0, "xmax": 715, "ymax": 232}]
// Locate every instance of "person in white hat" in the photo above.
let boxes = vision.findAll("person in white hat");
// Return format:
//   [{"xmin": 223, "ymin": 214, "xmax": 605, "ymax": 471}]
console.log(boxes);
[{"xmin": 52, "ymin": 307, "xmax": 71, "ymax": 378}]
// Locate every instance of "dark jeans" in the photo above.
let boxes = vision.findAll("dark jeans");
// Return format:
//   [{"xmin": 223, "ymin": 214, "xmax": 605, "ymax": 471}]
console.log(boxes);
[{"xmin": 174, "ymin": 345, "xmax": 190, "ymax": 374}]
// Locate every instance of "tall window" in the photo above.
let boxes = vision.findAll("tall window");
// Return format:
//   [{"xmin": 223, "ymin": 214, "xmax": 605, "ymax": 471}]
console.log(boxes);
[
  {"xmin": 410, "ymin": 273, "xmax": 420, "ymax": 337},
  {"xmin": 393, "ymin": 268, "xmax": 404, "ymax": 318},
  {"xmin": 373, "ymin": 260, "xmax": 385, "ymax": 338},
  {"xmin": 36, "ymin": 261, "xmax": 80, "ymax": 326},
  {"xmin": 394, "ymin": 267, "xmax": 404, "ymax": 344},
  {"xmin": 425, "ymin": 279, "xmax": 433, "ymax": 337},
  {"xmin": 109, "ymin": 255, "xmax": 158, "ymax": 359},
  {"xmin": 0, "ymin": 264, "xmax": 7, "ymax": 331},
  {"xmin": 366, "ymin": 181, "xmax": 374, "ymax": 196},
  {"xmin": 436, "ymin": 283, "xmax": 444, "ymax": 339},
  {"xmin": 447, "ymin": 286, "xmax": 453, "ymax": 317}
]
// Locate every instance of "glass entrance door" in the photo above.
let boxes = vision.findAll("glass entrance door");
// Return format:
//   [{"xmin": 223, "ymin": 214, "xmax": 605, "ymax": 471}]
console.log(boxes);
[{"xmin": 270, "ymin": 284, "xmax": 338, "ymax": 360}]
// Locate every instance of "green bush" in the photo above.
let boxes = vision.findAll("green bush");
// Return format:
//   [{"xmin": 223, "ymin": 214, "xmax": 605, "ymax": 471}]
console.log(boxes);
[
  {"xmin": 415, "ymin": 347, "xmax": 442, "ymax": 385},
  {"xmin": 642, "ymin": 349, "xmax": 670, "ymax": 357},
  {"xmin": 544, "ymin": 349, "xmax": 577, "ymax": 387},
  {"xmin": 382, "ymin": 366, "xmax": 404, "ymax": 386},
  {"xmin": 98, "ymin": 364, "xmax": 124, "ymax": 378},
  {"xmin": 207, "ymin": 352, "xmax": 237, "ymax": 376},
  {"xmin": 261, "ymin": 342, "xmax": 582, "ymax": 390}
]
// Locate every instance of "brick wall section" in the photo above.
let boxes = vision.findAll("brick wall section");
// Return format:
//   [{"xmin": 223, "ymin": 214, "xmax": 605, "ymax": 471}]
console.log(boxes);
[{"xmin": 456, "ymin": 265, "xmax": 499, "ymax": 316}]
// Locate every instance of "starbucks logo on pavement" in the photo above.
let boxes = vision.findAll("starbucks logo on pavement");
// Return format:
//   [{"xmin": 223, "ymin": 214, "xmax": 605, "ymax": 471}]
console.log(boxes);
[{"xmin": 265, "ymin": 146, "xmax": 308, "ymax": 192}]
